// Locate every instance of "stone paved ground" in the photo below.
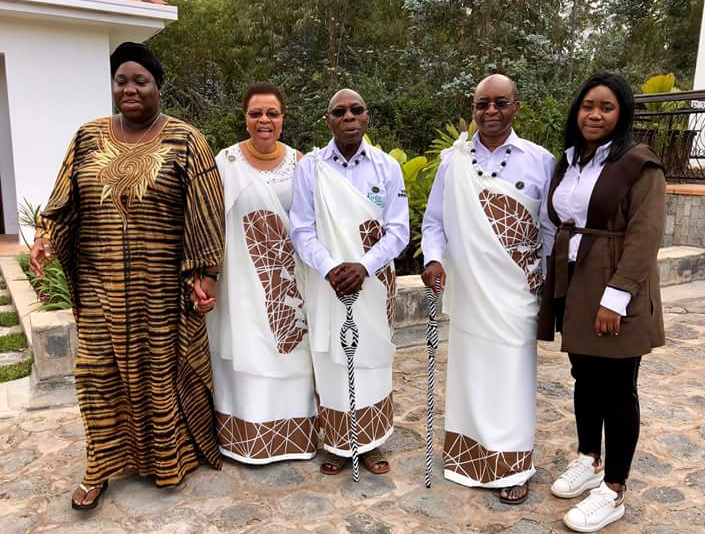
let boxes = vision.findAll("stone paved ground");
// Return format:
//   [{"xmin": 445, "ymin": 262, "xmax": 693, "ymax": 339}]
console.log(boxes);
[{"xmin": 1, "ymin": 297, "xmax": 705, "ymax": 534}]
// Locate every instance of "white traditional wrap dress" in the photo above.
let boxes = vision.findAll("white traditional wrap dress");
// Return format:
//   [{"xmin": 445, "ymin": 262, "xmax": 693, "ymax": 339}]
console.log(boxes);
[{"xmin": 207, "ymin": 143, "xmax": 318, "ymax": 464}]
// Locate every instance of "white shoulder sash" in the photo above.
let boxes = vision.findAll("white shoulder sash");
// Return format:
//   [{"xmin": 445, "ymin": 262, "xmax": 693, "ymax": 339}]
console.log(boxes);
[
  {"xmin": 306, "ymin": 150, "xmax": 395, "ymax": 368},
  {"xmin": 207, "ymin": 146, "xmax": 312, "ymax": 378},
  {"xmin": 442, "ymin": 133, "xmax": 541, "ymax": 347}
]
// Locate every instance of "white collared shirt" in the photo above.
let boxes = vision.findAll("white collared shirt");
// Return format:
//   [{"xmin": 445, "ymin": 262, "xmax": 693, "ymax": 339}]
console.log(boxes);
[
  {"xmin": 290, "ymin": 138, "xmax": 410, "ymax": 278},
  {"xmin": 422, "ymin": 129, "xmax": 556, "ymax": 266},
  {"xmin": 547, "ymin": 142, "xmax": 632, "ymax": 315}
]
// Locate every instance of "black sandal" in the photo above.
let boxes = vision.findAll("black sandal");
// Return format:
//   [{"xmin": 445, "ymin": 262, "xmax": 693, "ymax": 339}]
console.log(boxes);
[
  {"xmin": 71, "ymin": 480, "xmax": 109, "ymax": 510},
  {"xmin": 498, "ymin": 482, "xmax": 529, "ymax": 505}
]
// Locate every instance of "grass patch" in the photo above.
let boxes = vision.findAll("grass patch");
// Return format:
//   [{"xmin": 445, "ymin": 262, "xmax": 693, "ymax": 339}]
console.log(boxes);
[
  {"xmin": 0, "ymin": 296, "xmax": 10, "ymax": 306},
  {"xmin": 17, "ymin": 252, "xmax": 71, "ymax": 311},
  {"xmin": 0, "ymin": 312, "xmax": 19, "ymax": 327},
  {"xmin": 0, "ymin": 353, "xmax": 33, "ymax": 383},
  {"xmin": 0, "ymin": 333, "xmax": 27, "ymax": 352}
]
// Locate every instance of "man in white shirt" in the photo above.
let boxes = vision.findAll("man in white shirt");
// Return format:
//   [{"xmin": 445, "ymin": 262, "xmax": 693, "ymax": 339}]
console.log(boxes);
[
  {"xmin": 421, "ymin": 74, "xmax": 554, "ymax": 503},
  {"xmin": 290, "ymin": 88, "xmax": 409, "ymax": 475}
]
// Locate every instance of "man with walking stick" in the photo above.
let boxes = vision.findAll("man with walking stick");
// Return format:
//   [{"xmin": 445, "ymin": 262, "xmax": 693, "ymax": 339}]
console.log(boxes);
[
  {"xmin": 290, "ymin": 89, "xmax": 409, "ymax": 477},
  {"xmin": 421, "ymin": 74, "xmax": 554, "ymax": 503}
]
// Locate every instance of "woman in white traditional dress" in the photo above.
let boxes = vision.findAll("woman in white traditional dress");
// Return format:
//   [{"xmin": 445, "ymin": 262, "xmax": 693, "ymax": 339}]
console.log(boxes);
[{"xmin": 204, "ymin": 82, "xmax": 318, "ymax": 464}]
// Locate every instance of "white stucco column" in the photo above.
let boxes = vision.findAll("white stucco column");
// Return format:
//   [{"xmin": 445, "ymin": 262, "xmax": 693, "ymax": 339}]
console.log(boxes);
[{"xmin": 695, "ymin": 2, "xmax": 705, "ymax": 90}]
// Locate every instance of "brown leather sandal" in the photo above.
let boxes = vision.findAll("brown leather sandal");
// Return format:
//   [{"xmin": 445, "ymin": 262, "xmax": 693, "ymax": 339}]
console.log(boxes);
[
  {"xmin": 361, "ymin": 450, "xmax": 390, "ymax": 474},
  {"xmin": 320, "ymin": 453, "xmax": 347, "ymax": 475},
  {"xmin": 71, "ymin": 480, "xmax": 109, "ymax": 510}
]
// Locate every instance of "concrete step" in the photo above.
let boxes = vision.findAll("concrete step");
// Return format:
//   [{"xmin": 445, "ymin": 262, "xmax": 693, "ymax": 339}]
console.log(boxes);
[{"xmin": 658, "ymin": 246, "xmax": 705, "ymax": 286}]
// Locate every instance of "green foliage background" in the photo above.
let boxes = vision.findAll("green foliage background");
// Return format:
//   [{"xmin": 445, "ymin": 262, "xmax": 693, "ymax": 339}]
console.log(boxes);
[
  {"xmin": 150, "ymin": 0, "xmax": 703, "ymax": 156},
  {"xmin": 145, "ymin": 0, "xmax": 703, "ymax": 273}
]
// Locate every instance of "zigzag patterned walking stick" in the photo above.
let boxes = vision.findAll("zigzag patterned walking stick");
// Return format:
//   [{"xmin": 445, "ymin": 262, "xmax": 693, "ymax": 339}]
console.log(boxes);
[
  {"xmin": 339, "ymin": 291, "xmax": 361, "ymax": 483},
  {"xmin": 424, "ymin": 279, "xmax": 441, "ymax": 488}
]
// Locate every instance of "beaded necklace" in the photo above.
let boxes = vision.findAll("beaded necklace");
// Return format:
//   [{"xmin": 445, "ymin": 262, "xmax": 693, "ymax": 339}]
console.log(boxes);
[
  {"xmin": 332, "ymin": 150, "xmax": 367, "ymax": 168},
  {"xmin": 470, "ymin": 146, "xmax": 512, "ymax": 178}
]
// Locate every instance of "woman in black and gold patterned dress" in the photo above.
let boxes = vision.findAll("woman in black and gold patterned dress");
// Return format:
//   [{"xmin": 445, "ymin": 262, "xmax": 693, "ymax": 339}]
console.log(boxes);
[{"xmin": 29, "ymin": 42, "xmax": 225, "ymax": 509}]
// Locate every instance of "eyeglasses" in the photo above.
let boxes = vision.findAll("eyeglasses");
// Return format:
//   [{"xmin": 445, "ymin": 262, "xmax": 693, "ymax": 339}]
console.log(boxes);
[
  {"xmin": 247, "ymin": 110, "xmax": 283, "ymax": 120},
  {"xmin": 327, "ymin": 105, "xmax": 368, "ymax": 118},
  {"xmin": 472, "ymin": 100, "xmax": 518, "ymax": 111}
]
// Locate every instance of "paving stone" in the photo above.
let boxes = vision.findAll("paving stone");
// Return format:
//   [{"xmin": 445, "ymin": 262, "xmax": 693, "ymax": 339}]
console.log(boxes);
[
  {"xmin": 133, "ymin": 507, "xmax": 207, "ymax": 534},
  {"xmin": 628, "ymin": 478, "xmax": 648, "ymax": 492},
  {"xmin": 60, "ymin": 441, "xmax": 86, "ymax": 459},
  {"xmin": 0, "ymin": 474, "xmax": 52, "ymax": 499},
  {"xmin": 477, "ymin": 485, "xmax": 544, "ymax": 512},
  {"xmin": 212, "ymin": 504, "xmax": 269, "ymax": 531},
  {"xmin": 109, "ymin": 477, "xmax": 185, "ymax": 515},
  {"xmin": 676, "ymin": 346, "xmax": 705, "ymax": 359},
  {"xmin": 186, "ymin": 470, "xmax": 240, "ymax": 498},
  {"xmin": 699, "ymin": 426, "xmax": 705, "ymax": 441},
  {"xmin": 399, "ymin": 491, "xmax": 460, "ymax": 519},
  {"xmin": 40, "ymin": 522, "xmax": 126, "ymax": 534},
  {"xmin": 624, "ymin": 502, "xmax": 644, "ymax": 524},
  {"xmin": 537, "ymin": 380, "xmax": 571, "ymax": 399},
  {"xmin": 641, "ymin": 360, "xmax": 677, "ymax": 376},
  {"xmin": 1, "ymin": 514, "xmax": 39, "ymax": 534},
  {"xmin": 240, "ymin": 462, "xmax": 307, "ymax": 489},
  {"xmin": 344, "ymin": 512, "xmax": 392, "ymax": 534},
  {"xmin": 0, "ymin": 448, "xmax": 40, "ymax": 475},
  {"xmin": 279, "ymin": 492, "xmax": 334, "ymax": 517},
  {"xmin": 0, "ymin": 352, "xmax": 25, "ymax": 366},
  {"xmin": 666, "ymin": 506, "xmax": 705, "ymax": 525},
  {"xmin": 642, "ymin": 486, "xmax": 685, "ymax": 503},
  {"xmin": 685, "ymin": 468, "xmax": 705, "ymax": 492},
  {"xmin": 412, "ymin": 529, "xmax": 455, "ymax": 534},
  {"xmin": 536, "ymin": 408, "xmax": 563, "ymax": 423},
  {"xmin": 251, "ymin": 526, "xmax": 311, "ymax": 534},
  {"xmin": 497, "ymin": 519, "xmax": 553, "ymax": 534},
  {"xmin": 340, "ymin": 473, "xmax": 397, "ymax": 499},
  {"xmin": 385, "ymin": 425, "xmax": 424, "ymax": 453},
  {"xmin": 641, "ymin": 401, "xmax": 691, "ymax": 422},
  {"xmin": 57, "ymin": 420, "xmax": 85, "ymax": 441},
  {"xmin": 666, "ymin": 324, "xmax": 699, "ymax": 340},
  {"xmin": 532, "ymin": 467, "xmax": 552, "ymax": 485},
  {"xmin": 656, "ymin": 434, "xmax": 705, "ymax": 462},
  {"xmin": 641, "ymin": 526, "xmax": 681, "ymax": 534}
]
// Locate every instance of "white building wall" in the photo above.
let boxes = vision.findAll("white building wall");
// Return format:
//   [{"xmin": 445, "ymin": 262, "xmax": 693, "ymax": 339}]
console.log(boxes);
[{"xmin": 0, "ymin": 18, "xmax": 111, "ymax": 237}]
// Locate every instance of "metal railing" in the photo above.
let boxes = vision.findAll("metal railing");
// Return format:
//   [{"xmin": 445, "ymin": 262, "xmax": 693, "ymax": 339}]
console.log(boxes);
[{"xmin": 633, "ymin": 89, "xmax": 705, "ymax": 183}]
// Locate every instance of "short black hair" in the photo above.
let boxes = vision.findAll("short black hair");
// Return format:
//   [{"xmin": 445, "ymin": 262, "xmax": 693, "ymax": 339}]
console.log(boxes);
[
  {"xmin": 242, "ymin": 82, "xmax": 285, "ymax": 113},
  {"xmin": 562, "ymin": 72, "xmax": 635, "ymax": 166}
]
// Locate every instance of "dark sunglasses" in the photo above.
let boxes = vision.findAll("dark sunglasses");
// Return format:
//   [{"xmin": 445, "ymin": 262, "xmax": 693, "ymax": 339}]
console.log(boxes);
[
  {"xmin": 327, "ymin": 105, "xmax": 368, "ymax": 118},
  {"xmin": 472, "ymin": 100, "xmax": 517, "ymax": 111},
  {"xmin": 247, "ymin": 110, "xmax": 283, "ymax": 119}
]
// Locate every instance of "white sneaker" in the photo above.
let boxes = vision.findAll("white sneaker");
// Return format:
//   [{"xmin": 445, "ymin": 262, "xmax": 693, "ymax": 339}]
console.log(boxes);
[
  {"xmin": 563, "ymin": 482, "xmax": 625, "ymax": 532},
  {"xmin": 551, "ymin": 453, "xmax": 604, "ymax": 498}
]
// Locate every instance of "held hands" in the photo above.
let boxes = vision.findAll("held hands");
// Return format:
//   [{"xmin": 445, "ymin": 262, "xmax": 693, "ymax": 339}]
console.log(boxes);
[
  {"xmin": 326, "ymin": 262, "xmax": 368, "ymax": 297},
  {"xmin": 190, "ymin": 273, "xmax": 216, "ymax": 314},
  {"xmin": 29, "ymin": 237, "xmax": 55, "ymax": 277},
  {"xmin": 594, "ymin": 305, "xmax": 621, "ymax": 336},
  {"xmin": 421, "ymin": 261, "xmax": 446, "ymax": 294}
]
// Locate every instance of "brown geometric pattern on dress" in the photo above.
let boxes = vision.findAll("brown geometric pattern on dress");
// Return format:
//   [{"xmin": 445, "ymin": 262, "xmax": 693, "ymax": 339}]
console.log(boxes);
[
  {"xmin": 215, "ymin": 412, "xmax": 318, "ymax": 460},
  {"xmin": 443, "ymin": 431, "xmax": 533, "ymax": 483},
  {"xmin": 243, "ymin": 210, "xmax": 307, "ymax": 353},
  {"xmin": 478, "ymin": 189, "xmax": 543, "ymax": 295},
  {"xmin": 359, "ymin": 220, "xmax": 396, "ymax": 328},
  {"xmin": 319, "ymin": 394, "xmax": 393, "ymax": 452}
]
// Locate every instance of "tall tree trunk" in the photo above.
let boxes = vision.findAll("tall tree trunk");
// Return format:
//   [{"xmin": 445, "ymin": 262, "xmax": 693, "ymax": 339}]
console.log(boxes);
[{"xmin": 327, "ymin": 8, "xmax": 338, "ymax": 88}]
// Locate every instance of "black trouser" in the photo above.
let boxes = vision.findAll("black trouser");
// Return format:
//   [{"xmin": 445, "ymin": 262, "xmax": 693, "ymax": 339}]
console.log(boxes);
[{"xmin": 568, "ymin": 353, "xmax": 642, "ymax": 485}]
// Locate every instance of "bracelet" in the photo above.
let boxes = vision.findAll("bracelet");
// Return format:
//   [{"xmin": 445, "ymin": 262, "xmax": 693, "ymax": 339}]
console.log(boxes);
[{"xmin": 201, "ymin": 269, "xmax": 221, "ymax": 282}]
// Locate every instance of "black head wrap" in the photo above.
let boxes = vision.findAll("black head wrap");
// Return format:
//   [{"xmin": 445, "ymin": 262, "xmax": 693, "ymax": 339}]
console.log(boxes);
[{"xmin": 110, "ymin": 42, "xmax": 165, "ymax": 88}]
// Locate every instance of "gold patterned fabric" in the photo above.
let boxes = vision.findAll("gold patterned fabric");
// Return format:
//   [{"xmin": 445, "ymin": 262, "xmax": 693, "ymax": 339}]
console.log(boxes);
[{"xmin": 36, "ymin": 117, "xmax": 225, "ymax": 486}]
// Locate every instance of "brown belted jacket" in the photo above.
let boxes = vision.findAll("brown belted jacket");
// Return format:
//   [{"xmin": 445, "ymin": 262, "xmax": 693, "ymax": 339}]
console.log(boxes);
[{"xmin": 537, "ymin": 144, "xmax": 666, "ymax": 358}]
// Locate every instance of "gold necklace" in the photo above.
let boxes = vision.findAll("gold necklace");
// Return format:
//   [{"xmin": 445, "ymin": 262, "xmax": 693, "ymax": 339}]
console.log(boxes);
[
  {"xmin": 119, "ymin": 112, "xmax": 162, "ymax": 144},
  {"xmin": 244, "ymin": 139, "xmax": 282, "ymax": 161}
]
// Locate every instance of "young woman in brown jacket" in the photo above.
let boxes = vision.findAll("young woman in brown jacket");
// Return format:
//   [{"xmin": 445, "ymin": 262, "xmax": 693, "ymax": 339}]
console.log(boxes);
[{"xmin": 538, "ymin": 72, "xmax": 666, "ymax": 532}]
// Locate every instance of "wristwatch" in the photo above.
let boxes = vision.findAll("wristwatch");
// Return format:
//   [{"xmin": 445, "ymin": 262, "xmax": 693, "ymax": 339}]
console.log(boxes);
[{"xmin": 201, "ymin": 270, "xmax": 221, "ymax": 282}]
